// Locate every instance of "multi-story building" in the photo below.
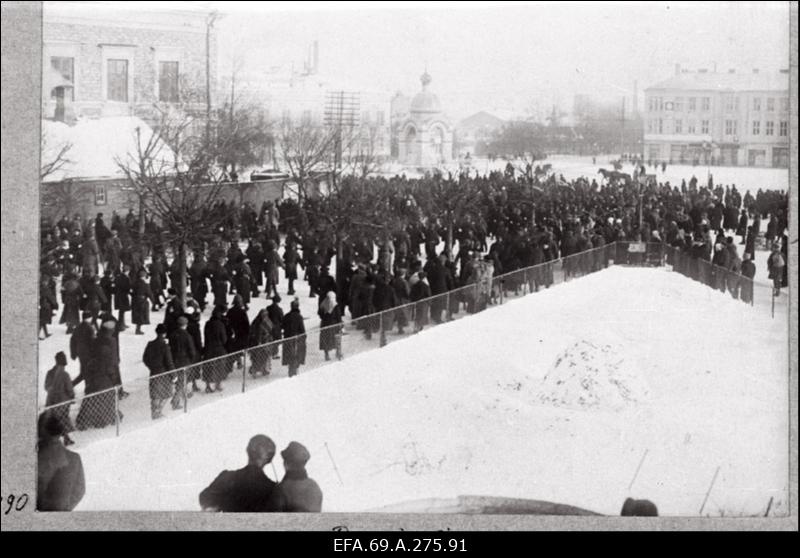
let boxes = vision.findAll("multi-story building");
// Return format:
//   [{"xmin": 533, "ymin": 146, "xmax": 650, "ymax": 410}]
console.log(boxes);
[
  {"xmin": 643, "ymin": 67, "xmax": 790, "ymax": 168},
  {"xmin": 42, "ymin": 1, "xmax": 216, "ymax": 126}
]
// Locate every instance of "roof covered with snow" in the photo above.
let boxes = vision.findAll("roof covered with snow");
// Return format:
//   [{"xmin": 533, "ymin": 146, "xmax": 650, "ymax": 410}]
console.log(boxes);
[{"xmin": 41, "ymin": 116, "xmax": 178, "ymax": 182}]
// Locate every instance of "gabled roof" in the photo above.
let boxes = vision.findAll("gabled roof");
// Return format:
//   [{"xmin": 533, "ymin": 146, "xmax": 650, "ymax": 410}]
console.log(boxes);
[
  {"xmin": 647, "ymin": 72, "xmax": 789, "ymax": 93},
  {"xmin": 457, "ymin": 111, "xmax": 506, "ymax": 130}
]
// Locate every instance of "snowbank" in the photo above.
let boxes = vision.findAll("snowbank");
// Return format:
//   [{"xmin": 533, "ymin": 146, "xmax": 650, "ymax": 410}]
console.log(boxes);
[{"xmin": 73, "ymin": 266, "xmax": 789, "ymax": 516}]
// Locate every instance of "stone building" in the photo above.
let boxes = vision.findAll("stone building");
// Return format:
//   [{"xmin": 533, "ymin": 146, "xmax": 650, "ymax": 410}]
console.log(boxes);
[
  {"xmin": 397, "ymin": 72, "xmax": 454, "ymax": 168},
  {"xmin": 643, "ymin": 67, "xmax": 790, "ymax": 168}
]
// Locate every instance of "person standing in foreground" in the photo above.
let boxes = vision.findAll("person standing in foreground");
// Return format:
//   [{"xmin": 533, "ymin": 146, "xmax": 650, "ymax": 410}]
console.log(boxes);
[
  {"xmin": 143, "ymin": 324, "xmax": 175, "ymax": 419},
  {"xmin": 37, "ymin": 413, "xmax": 85, "ymax": 511},
  {"xmin": 199, "ymin": 435, "xmax": 278, "ymax": 512},
  {"xmin": 270, "ymin": 441, "xmax": 323, "ymax": 512}
]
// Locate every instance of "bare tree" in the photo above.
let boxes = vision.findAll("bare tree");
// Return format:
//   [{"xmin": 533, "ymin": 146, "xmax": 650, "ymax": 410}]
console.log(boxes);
[
  {"xmin": 115, "ymin": 107, "xmax": 233, "ymax": 306},
  {"xmin": 343, "ymin": 123, "xmax": 384, "ymax": 178},
  {"xmin": 40, "ymin": 131, "xmax": 87, "ymax": 220},
  {"xmin": 277, "ymin": 118, "xmax": 341, "ymax": 201},
  {"xmin": 414, "ymin": 175, "xmax": 485, "ymax": 254}
]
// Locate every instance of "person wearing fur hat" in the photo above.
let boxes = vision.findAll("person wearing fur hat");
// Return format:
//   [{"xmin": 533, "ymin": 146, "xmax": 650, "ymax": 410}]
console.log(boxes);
[
  {"xmin": 199, "ymin": 434, "xmax": 278, "ymax": 512},
  {"xmin": 143, "ymin": 324, "xmax": 175, "ymax": 419},
  {"xmin": 168, "ymin": 315, "xmax": 198, "ymax": 409},
  {"xmin": 44, "ymin": 352, "xmax": 76, "ymax": 445},
  {"xmin": 162, "ymin": 288, "xmax": 183, "ymax": 337},
  {"xmin": 270, "ymin": 441, "xmax": 323, "ymax": 512}
]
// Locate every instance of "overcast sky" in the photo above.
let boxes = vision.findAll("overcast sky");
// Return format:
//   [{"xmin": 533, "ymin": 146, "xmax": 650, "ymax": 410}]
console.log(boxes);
[{"xmin": 62, "ymin": 1, "xmax": 793, "ymax": 119}]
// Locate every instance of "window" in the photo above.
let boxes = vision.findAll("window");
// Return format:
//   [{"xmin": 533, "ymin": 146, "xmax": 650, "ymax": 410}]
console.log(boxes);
[
  {"xmin": 107, "ymin": 59, "xmax": 128, "ymax": 102},
  {"xmin": 753, "ymin": 97, "xmax": 761, "ymax": 111},
  {"xmin": 701, "ymin": 120, "xmax": 709, "ymax": 134},
  {"xmin": 657, "ymin": 119, "xmax": 663, "ymax": 134},
  {"xmin": 646, "ymin": 119, "xmax": 653, "ymax": 133},
  {"xmin": 377, "ymin": 111, "xmax": 385, "ymax": 126},
  {"xmin": 687, "ymin": 120, "xmax": 696, "ymax": 134},
  {"xmin": 725, "ymin": 95, "xmax": 736, "ymax": 112},
  {"xmin": 752, "ymin": 121, "xmax": 760, "ymax": 135},
  {"xmin": 701, "ymin": 97, "xmax": 710, "ymax": 111},
  {"xmin": 779, "ymin": 121, "xmax": 788, "ymax": 136},
  {"xmin": 50, "ymin": 56, "xmax": 74, "ymax": 100},
  {"xmin": 725, "ymin": 120, "xmax": 737, "ymax": 136},
  {"xmin": 674, "ymin": 119, "xmax": 682, "ymax": 134},
  {"xmin": 673, "ymin": 97, "xmax": 683, "ymax": 112},
  {"xmin": 766, "ymin": 98, "xmax": 774, "ymax": 112},
  {"xmin": 765, "ymin": 121, "xmax": 774, "ymax": 136},
  {"xmin": 780, "ymin": 98, "xmax": 789, "ymax": 111},
  {"xmin": 688, "ymin": 97, "xmax": 696, "ymax": 112},
  {"xmin": 94, "ymin": 184, "xmax": 107, "ymax": 206},
  {"xmin": 158, "ymin": 61, "xmax": 179, "ymax": 102}
]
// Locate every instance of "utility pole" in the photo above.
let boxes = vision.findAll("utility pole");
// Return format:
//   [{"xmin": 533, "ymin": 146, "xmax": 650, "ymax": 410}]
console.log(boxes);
[
  {"xmin": 205, "ymin": 10, "xmax": 220, "ymax": 149},
  {"xmin": 324, "ymin": 90, "xmax": 360, "ymax": 185},
  {"xmin": 620, "ymin": 96, "xmax": 626, "ymax": 159}
]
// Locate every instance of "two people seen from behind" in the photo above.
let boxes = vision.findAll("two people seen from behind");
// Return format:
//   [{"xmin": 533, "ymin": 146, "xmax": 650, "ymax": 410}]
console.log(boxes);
[{"xmin": 199, "ymin": 435, "xmax": 322, "ymax": 512}]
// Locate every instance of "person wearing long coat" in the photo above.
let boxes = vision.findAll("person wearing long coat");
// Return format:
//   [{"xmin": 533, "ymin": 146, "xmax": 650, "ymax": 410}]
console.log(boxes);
[
  {"xmin": 391, "ymin": 271, "xmax": 411, "ymax": 334},
  {"xmin": 318, "ymin": 291, "xmax": 343, "ymax": 360},
  {"xmin": 202, "ymin": 308, "xmax": 228, "ymax": 392},
  {"xmin": 83, "ymin": 276, "xmax": 108, "ymax": 325},
  {"xmin": 60, "ymin": 276, "xmax": 84, "ymax": 334},
  {"xmin": 169, "ymin": 317, "xmax": 198, "ymax": 409},
  {"xmin": 264, "ymin": 243, "xmax": 284, "ymax": 298},
  {"xmin": 149, "ymin": 256, "xmax": 166, "ymax": 310},
  {"xmin": 740, "ymin": 254, "xmax": 756, "ymax": 304},
  {"xmin": 410, "ymin": 272, "xmax": 432, "ymax": 332},
  {"xmin": 226, "ymin": 295, "xmax": 250, "ymax": 355},
  {"xmin": 74, "ymin": 325, "xmax": 119, "ymax": 430},
  {"xmin": 131, "ymin": 271, "xmax": 153, "ymax": 334},
  {"xmin": 100, "ymin": 269, "xmax": 114, "ymax": 315},
  {"xmin": 283, "ymin": 241, "xmax": 301, "ymax": 295},
  {"xmin": 281, "ymin": 301, "xmax": 306, "ymax": 377},
  {"xmin": 232, "ymin": 256, "xmax": 253, "ymax": 308},
  {"xmin": 114, "ymin": 268, "xmax": 132, "ymax": 329},
  {"xmin": 44, "ymin": 351, "xmax": 75, "ymax": 444},
  {"xmin": 248, "ymin": 309, "xmax": 274, "ymax": 376},
  {"xmin": 267, "ymin": 296, "xmax": 284, "ymax": 358},
  {"xmin": 143, "ymin": 324, "xmax": 175, "ymax": 419}
]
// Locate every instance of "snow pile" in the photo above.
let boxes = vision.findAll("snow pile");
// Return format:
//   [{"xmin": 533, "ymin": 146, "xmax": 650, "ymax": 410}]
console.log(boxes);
[{"xmin": 538, "ymin": 339, "xmax": 649, "ymax": 411}]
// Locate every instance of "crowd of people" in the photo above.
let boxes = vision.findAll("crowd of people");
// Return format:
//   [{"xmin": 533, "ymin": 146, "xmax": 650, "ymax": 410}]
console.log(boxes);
[{"xmin": 39, "ymin": 168, "xmax": 789, "ymax": 438}]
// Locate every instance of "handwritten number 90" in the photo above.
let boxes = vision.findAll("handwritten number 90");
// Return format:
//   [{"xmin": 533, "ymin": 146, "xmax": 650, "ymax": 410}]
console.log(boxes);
[{"xmin": 4, "ymin": 493, "xmax": 29, "ymax": 514}]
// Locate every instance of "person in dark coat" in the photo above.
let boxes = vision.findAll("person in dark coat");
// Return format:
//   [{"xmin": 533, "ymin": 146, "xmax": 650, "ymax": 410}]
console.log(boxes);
[
  {"xmin": 318, "ymin": 291, "xmax": 343, "ymax": 361},
  {"xmin": 410, "ymin": 271, "xmax": 432, "ymax": 332},
  {"xmin": 199, "ymin": 435, "xmax": 279, "ymax": 513},
  {"xmin": 70, "ymin": 312, "xmax": 96, "ymax": 388},
  {"xmin": 189, "ymin": 253, "xmax": 209, "ymax": 311},
  {"xmin": 60, "ymin": 273, "xmax": 84, "ymax": 334},
  {"xmin": 283, "ymin": 240, "xmax": 301, "ymax": 295},
  {"xmin": 269, "ymin": 441, "xmax": 323, "ymax": 513},
  {"xmin": 316, "ymin": 266, "xmax": 337, "ymax": 303},
  {"xmin": 131, "ymin": 269, "xmax": 153, "ymax": 334},
  {"xmin": 149, "ymin": 255, "xmax": 166, "ymax": 310},
  {"xmin": 209, "ymin": 258, "xmax": 231, "ymax": 308},
  {"xmin": 162, "ymin": 289, "xmax": 182, "ymax": 337},
  {"xmin": 39, "ymin": 278, "xmax": 59, "ymax": 339},
  {"xmin": 226, "ymin": 294, "xmax": 250, "ymax": 356},
  {"xmin": 281, "ymin": 299, "xmax": 306, "ymax": 377},
  {"xmin": 232, "ymin": 255, "xmax": 253, "ymax": 309},
  {"xmin": 100, "ymin": 268, "xmax": 114, "ymax": 315},
  {"xmin": 74, "ymin": 320, "xmax": 120, "ymax": 430},
  {"xmin": 83, "ymin": 275, "xmax": 108, "ymax": 326},
  {"xmin": 248, "ymin": 308, "xmax": 274, "ymax": 376},
  {"xmin": 37, "ymin": 413, "xmax": 85, "ymax": 511},
  {"xmin": 391, "ymin": 268, "xmax": 411, "ymax": 334},
  {"xmin": 736, "ymin": 209, "xmax": 749, "ymax": 242},
  {"xmin": 169, "ymin": 316, "xmax": 198, "ymax": 410},
  {"xmin": 44, "ymin": 351, "xmax": 75, "ymax": 445},
  {"xmin": 143, "ymin": 324, "xmax": 175, "ymax": 419},
  {"xmin": 267, "ymin": 295, "xmax": 284, "ymax": 359},
  {"xmin": 740, "ymin": 253, "xmax": 756, "ymax": 304},
  {"xmin": 113, "ymin": 266, "xmax": 132, "ymax": 330},
  {"xmin": 202, "ymin": 305, "xmax": 229, "ymax": 393},
  {"xmin": 372, "ymin": 272, "xmax": 397, "ymax": 345}
]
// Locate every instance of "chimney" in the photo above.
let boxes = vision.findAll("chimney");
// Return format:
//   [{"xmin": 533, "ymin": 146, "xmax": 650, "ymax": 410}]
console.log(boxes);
[
  {"xmin": 313, "ymin": 40, "xmax": 319, "ymax": 74},
  {"xmin": 53, "ymin": 85, "xmax": 76, "ymax": 125},
  {"xmin": 728, "ymin": 69, "xmax": 736, "ymax": 74},
  {"xmin": 752, "ymin": 68, "xmax": 759, "ymax": 74},
  {"xmin": 675, "ymin": 63, "xmax": 681, "ymax": 76}
]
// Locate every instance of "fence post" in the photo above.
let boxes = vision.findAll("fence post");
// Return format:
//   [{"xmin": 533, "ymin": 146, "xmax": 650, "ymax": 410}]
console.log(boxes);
[
  {"xmin": 114, "ymin": 388, "xmax": 120, "ymax": 437},
  {"xmin": 379, "ymin": 310, "xmax": 387, "ymax": 347},
  {"xmin": 183, "ymin": 368, "xmax": 188, "ymax": 414},
  {"xmin": 771, "ymin": 289, "xmax": 775, "ymax": 318},
  {"xmin": 499, "ymin": 279, "xmax": 505, "ymax": 304},
  {"xmin": 242, "ymin": 348, "xmax": 248, "ymax": 393}
]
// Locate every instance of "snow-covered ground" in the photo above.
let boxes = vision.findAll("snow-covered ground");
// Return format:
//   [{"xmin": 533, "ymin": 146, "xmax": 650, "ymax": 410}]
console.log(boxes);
[{"xmin": 74, "ymin": 266, "xmax": 789, "ymax": 516}]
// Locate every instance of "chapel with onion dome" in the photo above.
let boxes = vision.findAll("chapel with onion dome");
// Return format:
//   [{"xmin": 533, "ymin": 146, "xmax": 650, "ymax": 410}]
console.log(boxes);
[{"xmin": 398, "ymin": 71, "xmax": 454, "ymax": 168}]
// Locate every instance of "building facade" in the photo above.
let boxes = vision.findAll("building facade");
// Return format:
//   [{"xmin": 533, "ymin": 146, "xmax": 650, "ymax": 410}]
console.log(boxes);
[
  {"xmin": 42, "ymin": 1, "xmax": 216, "ymax": 126},
  {"xmin": 643, "ymin": 68, "xmax": 789, "ymax": 168}
]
